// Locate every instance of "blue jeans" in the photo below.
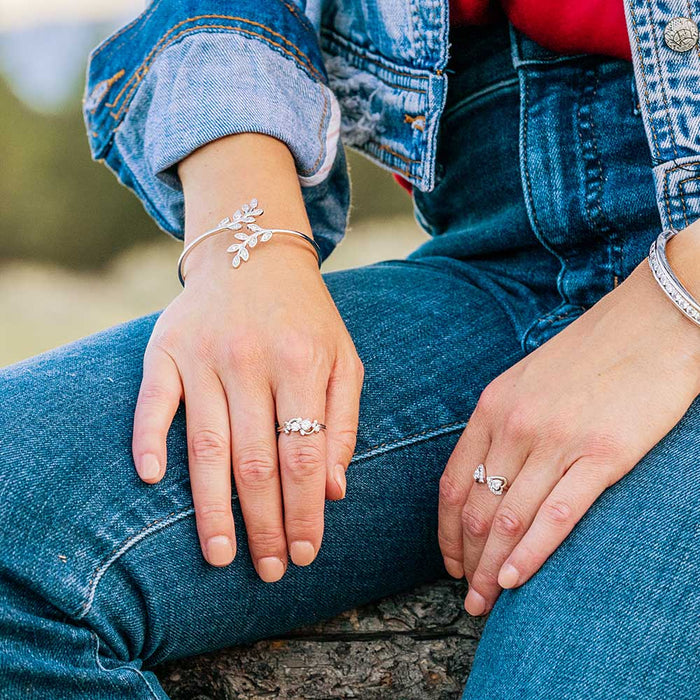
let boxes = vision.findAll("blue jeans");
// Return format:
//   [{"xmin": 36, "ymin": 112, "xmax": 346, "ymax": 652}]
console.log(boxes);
[{"xmin": 1, "ymin": 22, "xmax": 698, "ymax": 699}]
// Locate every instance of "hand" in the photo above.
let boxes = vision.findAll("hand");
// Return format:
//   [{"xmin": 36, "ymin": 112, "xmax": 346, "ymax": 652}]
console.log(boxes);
[
  {"xmin": 438, "ymin": 232, "xmax": 700, "ymax": 616},
  {"xmin": 130, "ymin": 134, "xmax": 364, "ymax": 581}
]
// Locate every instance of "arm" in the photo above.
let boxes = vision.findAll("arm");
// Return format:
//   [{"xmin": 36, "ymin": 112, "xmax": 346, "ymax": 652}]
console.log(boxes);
[{"xmin": 82, "ymin": 0, "xmax": 348, "ymax": 256}]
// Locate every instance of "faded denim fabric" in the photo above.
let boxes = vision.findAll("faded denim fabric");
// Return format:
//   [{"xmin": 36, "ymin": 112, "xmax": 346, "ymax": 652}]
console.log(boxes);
[
  {"xmin": 2, "ymin": 20, "xmax": 699, "ymax": 699},
  {"xmin": 83, "ymin": 0, "xmax": 700, "ymax": 255}
]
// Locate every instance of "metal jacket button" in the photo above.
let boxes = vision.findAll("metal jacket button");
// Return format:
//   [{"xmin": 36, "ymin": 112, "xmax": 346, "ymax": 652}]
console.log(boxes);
[{"xmin": 664, "ymin": 17, "xmax": 699, "ymax": 52}]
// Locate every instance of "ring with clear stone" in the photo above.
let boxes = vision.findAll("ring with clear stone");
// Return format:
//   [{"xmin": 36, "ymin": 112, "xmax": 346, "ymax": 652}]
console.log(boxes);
[
  {"xmin": 473, "ymin": 463, "xmax": 510, "ymax": 496},
  {"xmin": 276, "ymin": 417, "xmax": 327, "ymax": 436},
  {"xmin": 648, "ymin": 228, "xmax": 700, "ymax": 328}
]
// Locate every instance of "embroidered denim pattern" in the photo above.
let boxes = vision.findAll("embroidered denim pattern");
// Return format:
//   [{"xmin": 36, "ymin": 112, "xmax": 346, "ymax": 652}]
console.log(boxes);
[
  {"xmin": 83, "ymin": 0, "xmax": 700, "ymax": 258},
  {"xmin": 2, "ymin": 20, "xmax": 699, "ymax": 699}
]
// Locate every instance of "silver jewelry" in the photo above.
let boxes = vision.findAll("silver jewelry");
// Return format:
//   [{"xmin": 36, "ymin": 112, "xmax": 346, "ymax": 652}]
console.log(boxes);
[
  {"xmin": 486, "ymin": 476, "xmax": 509, "ymax": 496},
  {"xmin": 473, "ymin": 463, "xmax": 509, "ymax": 495},
  {"xmin": 648, "ymin": 228, "xmax": 700, "ymax": 328},
  {"xmin": 177, "ymin": 199, "xmax": 322, "ymax": 286},
  {"xmin": 276, "ymin": 417, "xmax": 327, "ymax": 436}
]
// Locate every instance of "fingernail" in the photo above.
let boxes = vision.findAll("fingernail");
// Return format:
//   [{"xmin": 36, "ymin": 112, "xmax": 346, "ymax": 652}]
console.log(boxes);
[
  {"xmin": 334, "ymin": 464, "xmax": 346, "ymax": 498},
  {"xmin": 443, "ymin": 557, "xmax": 465, "ymax": 579},
  {"xmin": 289, "ymin": 540, "xmax": 316, "ymax": 566},
  {"xmin": 206, "ymin": 536, "xmax": 234, "ymax": 566},
  {"xmin": 464, "ymin": 588, "xmax": 487, "ymax": 616},
  {"xmin": 257, "ymin": 556, "xmax": 286, "ymax": 583},
  {"xmin": 139, "ymin": 454, "xmax": 161, "ymax": 481},
  {"xmin": 498, "ymin": 563, "xmax": 520, "ymax": 589}
]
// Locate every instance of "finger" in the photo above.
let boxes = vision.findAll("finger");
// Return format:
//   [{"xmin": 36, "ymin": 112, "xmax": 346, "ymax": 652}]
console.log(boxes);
[
  {"xmin": 324, "ymin": 352, "xmax": 363, "ymax": 501},
  {"xmin": 462, "ymin": 439, "xmax": 527, "ymax": 616},
  {"xmin": 498, "ymin": 457, "xmax": 607, "ymax": 589},
  {"xmin": 438, "ymin": 409, "xmax": 490, "ymax": 580},
  {"xmin": 228, "ymin": 377, "xmax": 287, "ymax": 583},
  {"xmin": 182, "ymin": 367, "xmax": 236, "ymax": 567},
  {"xmin": 275, "ymin": 371, "xmax": 328, "ymax": 567},
  {"xmin": 132, "ymin": 344, "xmax": 183, "ymax": 483},
  {"xmin": 468, "ymin": 448, "xmax": 562, "ymax": 613}
]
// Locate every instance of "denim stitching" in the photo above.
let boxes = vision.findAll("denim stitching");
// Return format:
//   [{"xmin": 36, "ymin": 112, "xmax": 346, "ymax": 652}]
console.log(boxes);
[
  {"xmin": 85, "ymin": 69, "xmax": 125, "ymax": 114},
  {"xmin": 77, "ymin": 507, "xmax": 197, "ymax": 619},
  {"xmin": 677, "ymin": 171, "xmax": 700, "ymax": 227},
  {"xmin": 442, "ymin": 77, "xmax": 519, "ymax": 121},
  {"xmin": 91, "ymin": 632, "xmax": 161, "ymax": 699},
  {"xmin": 627, "ymin": 2, "xmax": 661, "ymax": 159},
  {"xmin": 90, "ymin": 0, "xmax": 162, "ymax": 61},
  {"xmin": 108, "ymin": 15, "xmax": 324, "ymax": 116},
  {"xmin": 663, "ymin": 160, "xmax": 700, "ymax": 228},
  {"xmin": 74, "ymin": 419, "xmax": 468, "ymax": 620},
  {"xmin": 379, "ymin": 144, "xmax": 420, "ymax": 164},
  {"xmin": 576, "ymin": 64, "xmax": 619, "ymax": 283},
  {"xmin": 350, "ymin": 420, "xmax": 467, "ymax": 463},
  {"xmin": 321, "ymin": 28, "xmax": 430, "ymax": 83},
  {"xmin": 363, "ymin": 142, "xmax": 415, "ymax": 178},
  {"xmin": 643, "ymin": 0, "xmax": 679, "ymax": 158}
]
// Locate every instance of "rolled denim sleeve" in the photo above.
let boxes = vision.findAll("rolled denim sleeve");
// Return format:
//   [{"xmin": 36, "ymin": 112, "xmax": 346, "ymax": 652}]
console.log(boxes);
[{"xmin": 82, "ymin": 0, "xmax": 347, "ymax": 261}]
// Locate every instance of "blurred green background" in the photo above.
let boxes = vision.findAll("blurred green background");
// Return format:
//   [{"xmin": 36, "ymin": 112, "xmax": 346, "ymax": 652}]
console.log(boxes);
[{"xmin": 0, "ymin": 5, "xmax": 427, "ymax": 367}]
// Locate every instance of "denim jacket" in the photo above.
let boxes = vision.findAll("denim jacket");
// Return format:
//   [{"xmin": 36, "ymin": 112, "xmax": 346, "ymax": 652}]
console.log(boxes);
[{"xmin": 83, "ymin": 0, "xmax": 700, "ymax": 261}]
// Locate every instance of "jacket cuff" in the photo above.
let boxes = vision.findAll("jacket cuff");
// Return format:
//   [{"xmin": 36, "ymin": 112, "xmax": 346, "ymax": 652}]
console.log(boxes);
[{"xmin": 82, "ymin": 0, "xmax": 342, "ymax": 250}]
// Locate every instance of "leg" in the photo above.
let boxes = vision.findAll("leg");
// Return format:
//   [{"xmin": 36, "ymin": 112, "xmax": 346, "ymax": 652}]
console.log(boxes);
[
  {"xmin": 462, "ymin": 396, "xmax": 700, "ymax": 699},
  {"xmin": 0, "ymin": 256, "xmax": 523, "ymax": 698}
]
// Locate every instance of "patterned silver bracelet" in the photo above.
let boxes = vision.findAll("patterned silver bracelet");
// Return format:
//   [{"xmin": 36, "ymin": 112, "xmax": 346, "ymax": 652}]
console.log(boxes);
[
  {"xmin": 177, "ymin": 199, "xmax": 322, "ymax": 287},
  {"xmin": 648, "ymin": 228, "xmax": 700, "ymax": 327}
]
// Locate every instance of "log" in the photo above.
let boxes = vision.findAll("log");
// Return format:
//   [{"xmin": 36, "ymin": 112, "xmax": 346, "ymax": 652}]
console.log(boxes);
[{"xmin": 154, "ymin": 579, "xmax": 484, "ymax": 699}]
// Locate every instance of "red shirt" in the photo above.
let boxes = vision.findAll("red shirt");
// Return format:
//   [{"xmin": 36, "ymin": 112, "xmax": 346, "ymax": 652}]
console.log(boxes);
[
  {"xmin": 450, "ymin": 0, "xmax": 631, "ymax": 61},
  {"xmin": 395, "ymin": 1, "xmax": 631, "ymax": 193}
]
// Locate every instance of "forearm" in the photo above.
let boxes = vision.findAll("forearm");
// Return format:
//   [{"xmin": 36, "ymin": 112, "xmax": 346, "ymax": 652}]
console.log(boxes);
[{"xmin": 177, "ymin": 133, "xmax": 318, "ymax": 285}]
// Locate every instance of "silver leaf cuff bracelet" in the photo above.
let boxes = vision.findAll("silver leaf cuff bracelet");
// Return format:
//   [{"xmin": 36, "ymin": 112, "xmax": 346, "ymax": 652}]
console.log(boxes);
[
  {"xmin": 177, "ymin": 198, "xmax": 322, "ymax": 286},
  {"xmin": 648, "ymin": 228, "xmax": 700, "ymax": 327}
]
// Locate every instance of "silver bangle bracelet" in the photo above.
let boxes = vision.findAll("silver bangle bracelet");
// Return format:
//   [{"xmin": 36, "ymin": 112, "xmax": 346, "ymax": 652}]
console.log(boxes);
[
  {"xmin": 648, "ymin": 228, "xmax": 700, "ymax": 327},
  {"xmin": 177, "ymin": 199, "xmax": 322, "ymax": 287}
]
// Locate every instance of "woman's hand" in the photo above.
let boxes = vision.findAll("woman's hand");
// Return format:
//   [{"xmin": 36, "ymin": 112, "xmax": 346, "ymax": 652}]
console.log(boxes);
[
  {"xmin": 438, "ymin": 223, "xmax": 700, "ymax": 616},
  {"xmin": 129, "ymin": 134, "xmax": 364, "ymax": 581}
]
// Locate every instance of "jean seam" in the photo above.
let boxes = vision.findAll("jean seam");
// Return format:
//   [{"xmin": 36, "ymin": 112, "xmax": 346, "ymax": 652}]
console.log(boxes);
[
  {"xmin": 108, "ymin": 14, "xmax": 325, "ymax": 117},
  {"xmin": 92, "ymin": 632, "xmax": 161, "ymax": 699},
  {"xmin": 75, "ymin": 420, "xmax": 466, "ymax": 621},
  {"xmin": 351, "ymin": 420, "xmax": 467, "ymax": 463},
  {"xmin": 76, "ymin": 507, "xmax": 197, "ymax": 620}
]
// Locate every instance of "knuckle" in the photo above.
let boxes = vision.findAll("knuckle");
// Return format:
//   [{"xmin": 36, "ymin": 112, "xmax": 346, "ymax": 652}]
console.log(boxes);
[
  {"xmin": 197, "ymin": 501, "xmax": 232, "ymax": 522},
  {"xmin": 278, "ymin": 334, "xmax": 325, "ymax": 371},
  {"xmin": 236, "ymin": 448, "xmax": 277, "ymax": 486},
  {"xmin": 437, "ymin": 529, "xmax": 461, "ymax": 555},
  {"xmin": 439, "ymin": 473, "xmax": 466, "ymax": 508},
  {"xmin": 541, "ymin": 498, "xmax": 574, "ymax": 526},
  {"xmin": 286, "ymin": 513, "xmax": 321, "ymax": 533},
  {"xmin": 461, "ymin": 506, "xmax": 490, "ymax": 539},
  {"xmin": 138, "ymin": 382, "xmax": 172, "ymax": 406},
  {"xmin": 472, "ymin": 568, "xmax": 499, "ymax": 591},
  {"xmin": 502, "ymin": 406, "xmax": 533, "ymax": 441},
  {"xmin": 475, "ymin": 381, "xmax": 501, "ymax": 418},
  {"xmin": 334, "ymin": 426, "xmax": 358, "ymax": 458},
  {"xmin": 247, "ymin": 528, "xmax": 285, "ymax": 552},
  {"xmin": 283, "ymin": 442, "xmax": 324, "ymax": 479},
  {"xmin": 493, "ymin": 506, "xmax": 526, "ymax": 539},
  {"xmin": 189, "ymin": 429, "xmax": 229, "ymax": 462}
]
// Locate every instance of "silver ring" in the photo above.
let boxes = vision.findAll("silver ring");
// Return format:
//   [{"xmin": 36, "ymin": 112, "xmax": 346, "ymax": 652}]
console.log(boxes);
[
  {"xmin": 473, "ymin": 463, "xmax": 509, "ymax": 496},
  {"xmin": 276, "ymin": 417, "xmax": 327, "ymax": 436}
]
